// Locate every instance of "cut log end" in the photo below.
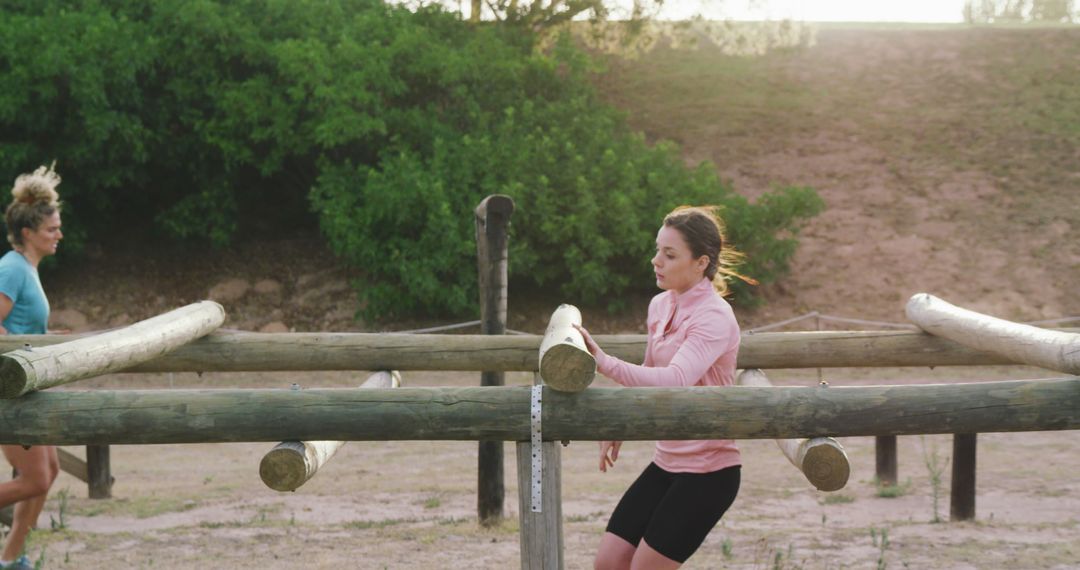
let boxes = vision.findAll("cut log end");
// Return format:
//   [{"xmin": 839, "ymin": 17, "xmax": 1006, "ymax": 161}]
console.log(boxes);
[
  {"xmin": 0, "ymin": 355, "xmax": 29, "ymax": 399},
  {"xmin": 259, "ymin": 446, "xmax": 309, "ymax": 492},
  {"xmin": 540, "ymin": 345, "xmax": 595, "ymax": 393},
  {"xmin": 802, "ymin": 440, "xmax": 851, "ymax": 492}
]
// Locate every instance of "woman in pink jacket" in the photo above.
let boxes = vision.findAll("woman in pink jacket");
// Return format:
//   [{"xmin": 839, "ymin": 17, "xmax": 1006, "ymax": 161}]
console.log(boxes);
[{"xmin": 576, "ymin": 205, "xmax": 753, "ymax": 570}]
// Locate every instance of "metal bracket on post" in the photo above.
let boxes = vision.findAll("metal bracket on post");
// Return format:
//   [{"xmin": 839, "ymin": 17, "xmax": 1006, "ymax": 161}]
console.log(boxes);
[{"xmin": 530, "ymin": 384, "xmax": 543, "ymax": 513}]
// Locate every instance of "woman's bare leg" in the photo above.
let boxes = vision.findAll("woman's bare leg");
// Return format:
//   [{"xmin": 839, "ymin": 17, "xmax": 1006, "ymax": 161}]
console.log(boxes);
[
  {"xmin": 594, "ymin": 532, "xmax": 637, "ymax": 570},
  {"xmin": 629, "ymin": 540, "xmax": 682, "ymax": 570},
  {"xmin": 1, "ymin": 445, "xmax": 57, "ymax": 562}
]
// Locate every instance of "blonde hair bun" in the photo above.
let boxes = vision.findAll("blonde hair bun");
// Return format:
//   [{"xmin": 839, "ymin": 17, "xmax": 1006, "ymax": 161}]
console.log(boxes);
[{"xmin": 12, "ymin": 164, "xmax": 61, "ymax": 206}]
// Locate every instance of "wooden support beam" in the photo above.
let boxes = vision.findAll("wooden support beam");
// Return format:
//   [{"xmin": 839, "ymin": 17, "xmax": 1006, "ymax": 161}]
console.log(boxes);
[
  {"xmin": 538, "ymin": 305, "xmax": 595, "ymax": 393},
  {"xmin": 876, "ymin": 436, "xmax": 898, "ymax": 487},
  {"xmin": 951, "ymin": 433, "xmax": 977, "ymax": 521},
  {"xmin": 517, "ymin": 372, "xmax": 563, "ymax": 569},
  {"xmin": 907, "ymin": 293, "xmax": 1080, "ymax": 374},
  {"xmin": 475, "ymin": 195, "xmax": 513, "ymax": 525},
  {"xmin": 737, "ymin": 370, "xmax": 850, "ymax": 491},
  {"xmin": 259, "ymin": 371, "xmax": 400, "ymax": 492},
  {"xmin": 3, "ymin": 329, "xmax": 1075, "ymax": 373},
  {"xmin": 0, "ymin": 301, "xmax": 225, "ymax": 398},
  {"xmin": 517, "ymin": 440, "xmax": 563, "ymax": 569},
  {"xmin": 87, "ymin": 445, "xmax": 113, "ymax": 499},
  {"xmin": 57, "ymin": 448, "xmax": 88, "ymax": 482},
  {"xmin": 1, "ymin": 378, "xmax": 1076, "ymax": 445}
]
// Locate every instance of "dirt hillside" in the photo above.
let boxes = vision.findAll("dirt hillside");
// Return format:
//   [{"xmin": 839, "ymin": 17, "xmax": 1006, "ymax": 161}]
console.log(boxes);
[{"xmin": 600, "ymin": 25, "xmax": 1080, "ymax": 330}]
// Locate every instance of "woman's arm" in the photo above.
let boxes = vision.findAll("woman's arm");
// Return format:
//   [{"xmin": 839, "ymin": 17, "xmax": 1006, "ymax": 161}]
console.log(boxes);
[
  {"xmin": 0, "ymin": 293, "xmax": 12, "ymax": 335},
  {"xmin": 576, "ymin": 316, "xmax": 735, "ymax": 387},
  {"xmin": 599, "ymin": 322, "xmax": 731, "ymax": 387}
]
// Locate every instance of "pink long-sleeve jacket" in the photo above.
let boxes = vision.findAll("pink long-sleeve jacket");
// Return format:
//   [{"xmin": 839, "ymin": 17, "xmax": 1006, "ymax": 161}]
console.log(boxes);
[{"xmin": 594, "ymin": 277, "xmax": 742, "ymax": 473}]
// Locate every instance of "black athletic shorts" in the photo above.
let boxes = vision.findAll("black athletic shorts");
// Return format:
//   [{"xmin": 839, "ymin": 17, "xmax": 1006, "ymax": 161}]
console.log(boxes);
[{"xmin": 605, "ymin": 462, "xmax": 741, "ymax": 563}]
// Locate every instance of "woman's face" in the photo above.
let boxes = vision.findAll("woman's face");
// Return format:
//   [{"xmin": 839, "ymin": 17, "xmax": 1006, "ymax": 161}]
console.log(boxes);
[
  {"xmin": 22, "ymin": 211, "xmax": 63, "ymax": 259},
  {"xmin": 652, "ymin": 224, "xmax": 708, "ymax": 294}
]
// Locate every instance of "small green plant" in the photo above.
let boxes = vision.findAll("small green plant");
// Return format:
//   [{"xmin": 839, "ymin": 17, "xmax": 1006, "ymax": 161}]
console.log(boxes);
[
  {"xmin": 822, "ymin": 493, "xmax": 856, "ymax": 505},
  {"xmin": 422, "ymin": 496, "xmax": 441, "ymax": 510},
  {"xmin": 722, "ymin": 537, "xmax": 734, "ymax": 559},
  {"xmin": 921, "ymin": 436, "xmax": 950, "ymax": 523},
  {"xmin": 876, "ymin": 478, "xmax": 912, "ymax": 498},
  {"xmin": 49, "ymin": 488, "xmax": 69, "ymax": 530},
  {"xmin": 769, "ymin": 543, "xmax": 802, "ymax": 570},
  {"xmin": 344, "ymin": 517, "xmax": 419, "ymax": 530},
  {"xmin": 871, "ymin": 527, "xmax": 890, "ymax": 569},
  {"xmin": 32, "ymin": 549, "xmax": 46, "ymax": 570}
]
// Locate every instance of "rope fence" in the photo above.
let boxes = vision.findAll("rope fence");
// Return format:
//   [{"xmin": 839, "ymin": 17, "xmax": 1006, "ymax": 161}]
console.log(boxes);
[{"xmin": 389, "ymin": 312, "xmax": 1080, "ymax": 336}]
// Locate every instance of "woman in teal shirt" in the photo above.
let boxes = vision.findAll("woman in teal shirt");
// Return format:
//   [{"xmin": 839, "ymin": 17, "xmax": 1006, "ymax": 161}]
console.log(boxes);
[{"xmin": 0, "ymin": 165, "xmax": 63, "ymax": 570}]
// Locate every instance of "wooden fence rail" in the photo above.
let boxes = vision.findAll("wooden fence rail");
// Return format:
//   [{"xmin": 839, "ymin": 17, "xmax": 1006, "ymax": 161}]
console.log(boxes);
[
  {"xmin": 1, "ymin": 328, "xmax": 1075, "ymax": 373},
  {"xmin": 0, "ymin": 378, "xmax": 1075, "ymax": 446}
]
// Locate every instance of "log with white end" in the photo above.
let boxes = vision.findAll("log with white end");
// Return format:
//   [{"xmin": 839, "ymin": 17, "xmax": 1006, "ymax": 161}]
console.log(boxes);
[
  {"xmin": 905, "ymin": 293, "xmax": 1080, "ymax": 374},
  {"xmin": 259, "ymin": 370, "xmax": 401, "ymax": 492},
  {"xmin": 538, "ymin": 304, "xmax": 596, "ymax": 393},
  {"xmin": 738, "ymin": 369, "xmax": 851, "ymax": 492},
  {"xmin": 0, "ymin": 301, "xmax": 225, "ymax": 399}
]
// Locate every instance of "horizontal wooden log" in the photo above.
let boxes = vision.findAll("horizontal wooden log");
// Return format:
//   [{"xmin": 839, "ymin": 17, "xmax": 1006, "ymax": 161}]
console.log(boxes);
[
  {"xmin": 2, "ymin": 328, "xmax": 1075, "ymax": 373},
  {"xmin": 907, "ymin": 293, "xmax": 1080, "ymax": 375},
  {"xmin": 259, "ymin": 370, "xmax": 400, "ymax": 492},
  {"xmin": 0, "ymin": 378, "xmax": 1076, "ymax": 445},
  {"xmin": 738, "ymin": 369, "xmax": 850, "ymax": 491},
  {"xmin": 0, "ymin": 301, "xmax": 225, "ymax": 398}
]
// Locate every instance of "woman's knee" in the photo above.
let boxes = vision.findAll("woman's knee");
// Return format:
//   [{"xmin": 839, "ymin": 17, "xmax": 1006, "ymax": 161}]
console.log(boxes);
[
  {"xmin": 595, "ymin": 533, "xmax": 636, "ymax": 570},
  {"xmin": 47, "ymin": 458, "xmax": 60, "ymax": 483},
  {"xmin": 595, "ymin": 551, "xmax": 629, "ymax": 570},
  {"xmin": 23, "ymin": 472, "xmax": 52, "ymax": 496}
]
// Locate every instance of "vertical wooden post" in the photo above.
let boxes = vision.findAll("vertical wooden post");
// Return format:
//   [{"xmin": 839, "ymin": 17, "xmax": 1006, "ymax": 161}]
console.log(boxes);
[
  {"xmin": 875, "ymin": 436, "xmax": 897, "ymax": 486},
  {"xmin": 517, "ymin": 374, "xmax": 563, "ymax": 570},
  {"xmin": 475, "ymin": 195, "xmax": 515, "ymax": 525},
  {"xmin": 950, "ymin": 433, "xmax": 977, "ymax": 521},
  {"xmin": 86, "ymin": 445, "xmax": 113, "ymax": 499}
]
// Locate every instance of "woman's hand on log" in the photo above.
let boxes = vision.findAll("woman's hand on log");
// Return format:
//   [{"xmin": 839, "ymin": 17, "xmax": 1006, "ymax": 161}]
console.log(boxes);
[
  {"xmin": 599, "ymin": 440, "xmax": 622, "ymax": 472},
  {"xmin": 572, "ymin": 323, "xmax": 601, "ymax": 356}
]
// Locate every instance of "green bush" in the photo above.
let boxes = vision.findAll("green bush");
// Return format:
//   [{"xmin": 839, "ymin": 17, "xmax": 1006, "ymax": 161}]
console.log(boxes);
[
  {"xmin": 1, "ymin": 1, "xmax": 822, "ymax": 319},
  {"xmin": 312, "ymin": 31, "xmax": 823, "ymax": 317}
]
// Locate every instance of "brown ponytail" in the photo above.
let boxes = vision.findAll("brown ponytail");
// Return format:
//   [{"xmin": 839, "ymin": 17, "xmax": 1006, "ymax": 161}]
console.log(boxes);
[{"xmin": 663, "ymin": 205, "xmax": 757, "ymax": 296}]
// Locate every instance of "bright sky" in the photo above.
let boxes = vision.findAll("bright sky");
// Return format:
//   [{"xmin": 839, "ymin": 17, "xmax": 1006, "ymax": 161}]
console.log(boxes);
[{"xmin": 651, "ymin": 0, "xmax": 968, "ymax": 23}]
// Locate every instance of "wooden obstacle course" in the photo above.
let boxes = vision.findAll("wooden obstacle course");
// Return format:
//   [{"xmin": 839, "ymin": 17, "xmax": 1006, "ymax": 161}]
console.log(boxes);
[
  {"xmin": 538, "ymin": 304, "xmax": 595, "ymax": 393},
  {"xmin": 259, "ymin": 371, "xmax": 401, "ymax": 492},
  {"xmin": 738, "ymin": 369, "xmax": 850, "ymax": 492},
  {"xmin": 0, "ymin": 193, "xmax": 1072, "ymax": 568},
  {"xmin": 0, "ymin": 301, "xmax": 225, "ymax": 398}
]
